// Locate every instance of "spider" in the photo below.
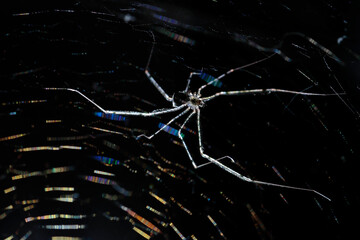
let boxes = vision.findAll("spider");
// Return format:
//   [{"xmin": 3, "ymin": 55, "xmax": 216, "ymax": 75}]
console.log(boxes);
[{"xmin": 45, "ymin": 33, "xmax": 342, "ymax": 201}]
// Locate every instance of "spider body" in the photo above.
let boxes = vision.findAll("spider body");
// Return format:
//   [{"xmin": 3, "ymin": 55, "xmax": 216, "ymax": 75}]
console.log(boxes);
[
  {"xmin": 187, "ymin": 92, "xmax": 204, "ymax": 110},
  {"xmin": 44, "ymin": 33, "xmax": 342, "ymax": 201},
  {"xmin": 173, "ymin": 91, "xmax": 204, "ymax": 110}
]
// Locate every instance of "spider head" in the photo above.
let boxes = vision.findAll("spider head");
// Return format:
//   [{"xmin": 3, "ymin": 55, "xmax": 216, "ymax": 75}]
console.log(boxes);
[
  {"xmin": 174, "ymin": 91, "xmax": 204, "ymax": 109},
  {"xmin": 188, "ymin": 92, "xmax": 204, "ymax": 109}
]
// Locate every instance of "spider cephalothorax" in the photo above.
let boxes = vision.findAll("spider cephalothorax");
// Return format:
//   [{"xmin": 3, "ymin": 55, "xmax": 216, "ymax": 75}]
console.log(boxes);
[
  {"xmin": 172, "ymin": 91, "xmax": 204, "ymax": 109},
  {"xmin": 187, "ymin": 92, "xmax": 204, "ymax": 110}
]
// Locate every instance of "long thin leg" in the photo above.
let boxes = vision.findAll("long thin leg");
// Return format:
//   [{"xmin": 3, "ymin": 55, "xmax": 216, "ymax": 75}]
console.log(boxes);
[
  {"xmin": 197, "ymin": 33, "xmax": 343, "ymax": 95},
  {"xmin": 201, "ymin": 88, "xmax": 345, "ymax": 103},
  {"xmin": 137, "ymin": 108, "xmax": 191, "ymax": 140},
  {"xmin": 196, "ymin": 109, "xmax": 250, "ymax": 180},
  {"xmin": 177, "ymin": 111, "xmax": 197, "ymax": 168},
  {"xmin": 283, "ymin": 86, "xmax": 313, "ymax": 112},
  {"xmin": 144, "ymin": 31, "xmax": 174, "ymax": 103},
  {"xmin": 197, "ymin": 53, "xmax": 276, "ymax": 95},
  {"xmin": 182, "ymin": 72, "xmax": 201, "ymax": 93},
  {"xmin": 44, "ymin": 87, "xmax": 186, "ymax": 116},
  {"xmin": 178, "ymin": 111, "xmax": 234, "ymax": 169},
  {"xmin": 251, "ymin": 179, "xmax": 331, "ymax": 201},
  {"xmin": 144, "ymin": 70, "xmax": 174, "ymax": 103},
  {"xmin": 177, "ymin": 110, "xmax": 234, "ymax": 169},
  {"xmin": 179, "ymin": 109, "xmax": 236, "ymax": 169},
  {"xmin": 194, "ymin": 156, "xmax": 235, "ymax": 168},
  {"xmin": 107, "ymin": 104, "xmax": 186, "ymax": 116},
  {"xmin": 195, "ymin": 109, "xmax": 331, "ymax": 201}
]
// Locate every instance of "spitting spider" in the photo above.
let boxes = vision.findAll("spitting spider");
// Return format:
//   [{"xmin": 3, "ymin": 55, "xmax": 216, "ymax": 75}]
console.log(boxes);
[{"xmin": 46, "ymin": 33, "xmax": 344, "ymax": 201}]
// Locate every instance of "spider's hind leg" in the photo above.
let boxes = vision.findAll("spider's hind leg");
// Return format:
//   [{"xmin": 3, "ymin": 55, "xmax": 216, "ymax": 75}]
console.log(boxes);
[
  {"xmin": 195, "ymin": 108, "xmax": 331, "ymax": 201},
  {"xmin": 178, "ymin": 107, "xmax": 236, "ymax": 170},
  {"xmin": 178, "ymin": 111, "xmax": 198, "ymax": 169}
]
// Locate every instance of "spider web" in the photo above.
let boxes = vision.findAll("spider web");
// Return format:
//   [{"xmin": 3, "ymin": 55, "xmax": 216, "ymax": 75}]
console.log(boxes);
[{"xmin": 0, "ymin": 0, "xmax": 359, "ymax": 239}]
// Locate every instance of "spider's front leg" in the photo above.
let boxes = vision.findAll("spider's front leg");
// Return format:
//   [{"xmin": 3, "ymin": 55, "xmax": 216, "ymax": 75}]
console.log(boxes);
[
  {"xmin": 143, "ymin": 31, "xmax": 176, "ymax": 106},
  {"xmin": 201, "ymin": 88, "xmax": 344, "ymax": 103},
  {"xmin": 44, "ymin": 88, "xmax": 187, "ymax": 117},
  {"xmin": 144, "ymin": 70, "xmax": 175, "ymax": 105},
  {"xmin": 197, "ymin": 53, "xmax": 276, "ymax": 95}
]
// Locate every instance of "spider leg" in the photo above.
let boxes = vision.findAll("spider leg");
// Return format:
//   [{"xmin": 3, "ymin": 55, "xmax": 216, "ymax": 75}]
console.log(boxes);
[
  {"xmin": 178, "ymin": 111, "xmax": 196, "ymax": 168},
  {"xmin": 201, "ymin": 88, "xmax": 345, "ymax": 103},
  {"xmin": 144, "ymin": 70, "xmax": 174, "ymax": 104},
  {"xmin": 195, "ymin": 108, "xmax": 331, "ymax": 201},
  {"xmin": 197, "ymin": 53, "xmax": 276, "ymax": 95},
  {"xmin": 144, "ymin": 31, "xmax": 174, "ymax": 104},
  {"xmin": 177, "ymin": 109, "xmax": 236, "ymax": 170},
  {"xmin": 177, "ymin": 110, "xmax": 233, "ymax": 169},
  {"xmin": 195, "ymin": 109, "xmax": 245, "ymax": 177},
  {"xmin": 44, "ymin": 88, "xmax": 186, "ymax": 116},
  {"xmin": 251, "ymin": 179, "xmax": 331, "ymax": 201},
  {"xmin": 191, "ymin": 156, "xmax": 236, "ymax": 168},
  {"xmin": 137, "ymin": 107, "xmax": 191, "ymax": 140},
  {"xmin": 177, "ymin": 110, "xmax": 198, "ymax": 169},
  {"xmin": 107, "ymin": 104, "xmax": 187, "ymax": 117},
  {"xmin": 182, "ymin": 72, "xmax": 201, "ymax": 93}
]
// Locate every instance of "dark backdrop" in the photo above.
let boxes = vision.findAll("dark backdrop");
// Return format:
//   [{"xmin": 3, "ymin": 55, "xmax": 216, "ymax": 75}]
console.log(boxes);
[{"xmin": 0, "ymin": 1, "xmax": 359, "ymax": 239}]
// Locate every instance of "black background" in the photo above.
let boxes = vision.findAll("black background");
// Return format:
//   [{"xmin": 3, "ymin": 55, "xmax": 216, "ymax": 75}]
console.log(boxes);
[{"xmin": 1, "ymin": 0, "xmax": 359, "ymax": 239}]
